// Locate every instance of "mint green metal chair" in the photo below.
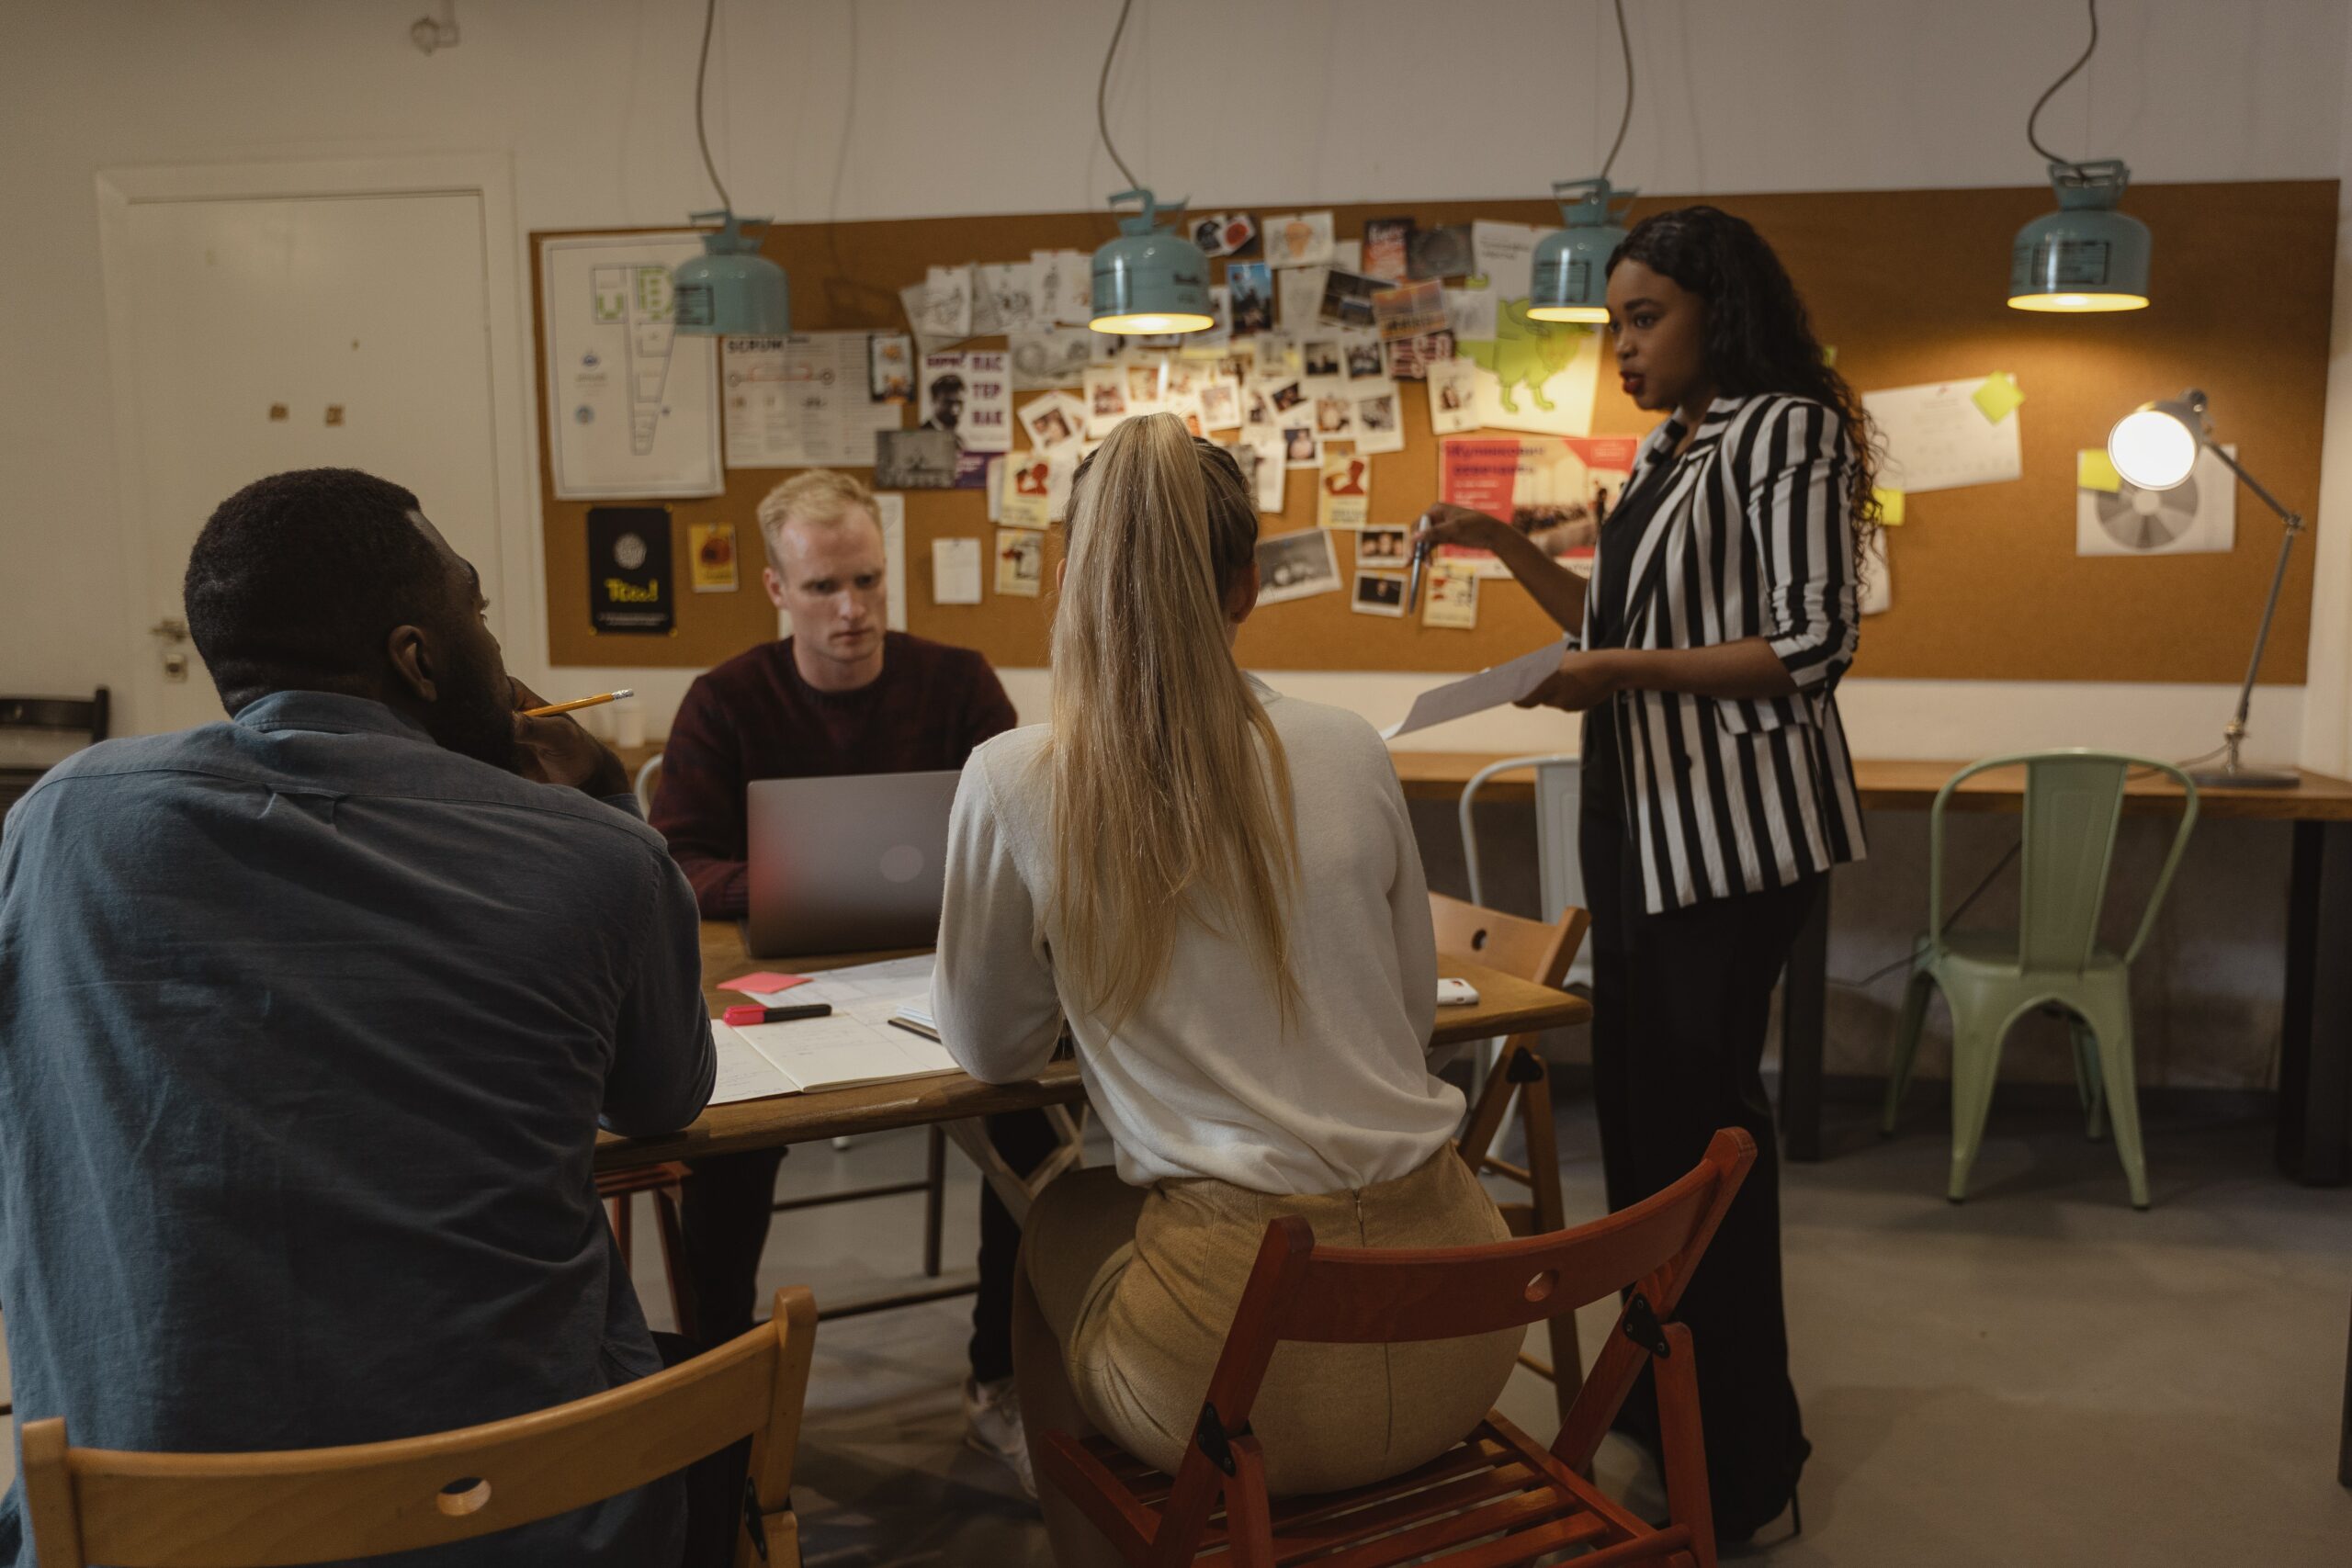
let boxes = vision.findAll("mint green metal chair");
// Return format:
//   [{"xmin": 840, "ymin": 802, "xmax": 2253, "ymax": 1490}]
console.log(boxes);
[{"xmin": 1883, "ymin": 750, "xmax": 2199, "ymax": 1209}]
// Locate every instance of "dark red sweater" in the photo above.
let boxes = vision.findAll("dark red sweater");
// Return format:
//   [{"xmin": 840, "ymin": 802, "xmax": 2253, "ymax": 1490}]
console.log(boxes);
[{"xmin": 650, "ymin": 632, "xmax": 1018, "ymax": 918}]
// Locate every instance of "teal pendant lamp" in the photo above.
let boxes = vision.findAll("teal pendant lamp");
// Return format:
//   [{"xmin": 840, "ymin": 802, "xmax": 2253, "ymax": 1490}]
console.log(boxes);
[
  {"xmin": 671, "ymin": 0, "xmax": 787, "ymax": 336},
  {"xmin": 1087, "ymin": 0, "xmax": 1210, "ymax": 336},
  {"xmin": 1090, "ymin": 188, "xmax": 1213, "ymax": 335},
  {"xmin": 1530, "ymin": 179, "xmax": 1636, "ymax": 323},
  {"xmin": 1528, "ymin": 0, "xmax": 1636, "ymax": 324},
  {"xmin": 2008, "ymin": 159, "xmax": 2149, "ymax": 312},
  {"xmin": 674, "ymin": 209, "xmax": 788, "ymax": 335},
  {"xmin": 2007, "ymin": 0, "xmax": 2149, "ymax": 312}
]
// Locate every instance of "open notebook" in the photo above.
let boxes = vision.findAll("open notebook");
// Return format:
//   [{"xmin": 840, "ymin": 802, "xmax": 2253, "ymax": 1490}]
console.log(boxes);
[{"xmin": 711, "ymin": 954, "xmax": 959, "ymax": 1104}]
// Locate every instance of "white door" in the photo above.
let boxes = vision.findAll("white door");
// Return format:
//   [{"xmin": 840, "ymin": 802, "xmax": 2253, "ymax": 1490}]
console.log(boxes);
[{"xmin": 105, "ymin": 190, "xmax": 506, "ymax": 733}]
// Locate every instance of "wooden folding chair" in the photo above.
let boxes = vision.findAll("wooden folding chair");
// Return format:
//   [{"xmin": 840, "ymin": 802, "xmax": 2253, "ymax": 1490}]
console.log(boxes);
[
  {"xmin": 1039, "ymin": 1128, "xmax": 1754, "ymax": 1568},
  {"xmin": 20, "ymin": 1287, "xmax": 820, "ymax": 1568},
  {"xmin": 598, "ymin": 1161, "xmax": 699, "ymax": 1341},
  {"xmin": 1431, "ymin": 892, "xmax": 1593, "ymax": 1425}
]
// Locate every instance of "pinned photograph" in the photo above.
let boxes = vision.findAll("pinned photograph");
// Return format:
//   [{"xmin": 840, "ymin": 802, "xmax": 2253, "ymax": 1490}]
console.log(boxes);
[
  {"xmin": 1247, "ymin": 432, "xmax": 1288, "ymax": 512},
  {"xmin": 1354, "ymin": 389, "xmax": 1406, "ymax": 455},
  {"xmin": 1363, "ymin": 217, "xmax": 1415, "ymax": 283},
  {"xmin": 976, "ymin": 260, "xmax": 1037, "ymax": 333},
  {"xmin": 1351, "ymin": 571, "xmax": 1408, "ymax": 617},
  {"xmin": 1301, "ymin": 340, "xmax": 1341, "ymax": 380},
  {"xmin": 1357, "ymin": 526, "xmax": 1410, "ymax": 568},
  {"xmin": 1373, "ymin": 279, "xmax": 1448, "ymax": 342},
  {"xmin": 1422, "ymin": 567, "xmax": 1479, "ymax": 628},
  {"xmin": 1242, "ymin": 383, "xmax": 1274, "ymax": 429},
  {"xmin": 1219, "ymin": 438, "xmax": 1261, "ymax": 501},
  {"xmin": 869, "ymin": 333, "xmax": 915, "ymax": 402},
  {"xmin": 875, "ymin": 428, "xmax": 960, "ymax": 489},
  {"xmin": 1385, "ymin": 330, "xmax": 1456, "ymax": 382},
  {"xmin": 1255, "ymin": 334, "xmax": 1303, "ymax": 381},
  {"xmin": 1020, "ymin": 390, "xmax": 1087, "ymax": 452},
  {"xmin": 1318, "ymin": 269, "xmax": 1386, "ymax": 331},
  {"xmin": 922, "ymin": 264, "xmax": 974, "ymax": 338},
  {"xmin": 1314, "ymin": 394, "xmax": 1356, "ymax": 436},
  {"xmin": 1199, "ymin": 378, "xmax": 1242, "ymax": 431},
  {"xmin": 1215, "ymin": 343, "xmax": 1259, "ymax": 384},
  {"xmin": 1428, "ymin": 358, "xmax": 1481, "ymax": 434},
  {"xmin": 1344, "ymin": 335, "xmax": 1388, "ymax": 381},
  {"xmin": 1318, "ymin": 451, "xmax": 1370, "ymax": 528},
  {"xmin": 1227, "ymin": 261, "xmax": 1274, "ymax": 335},
  {"xmin": 1265, "ymin": 378, "xmax": 1307, "ymax": 418},
  {"xmin": 1190, "ymin": 212, "xmax": 1261, "ymax": 259},
  {"xmin": 1000, "ymin": 450, "xmax": 1072, "ymax": 529},
  {"xmin": 1082, "ymin": 365, "xmax": 1129, "ymax": 437},
  {"xmin": 1276, "ymin": 266, "xmax": 1326, "ymax": 332},
  {"xmin": 1009, "ymin": 327, "xmax": 1097, "ymax": 389},
  {"xmin": 1125, "ymin": 359, "xmax": 1169, "ymax": 412},
  {"xmin": 920, "ymin": 354, "xmax": 969, "ymax": 439},
  {"xmin": 1264, "ymin": 211, "xmax": 1336, "ymax": 268},
  {"xmin": 1254, "ymin": 527, "xmax": 1343, "ymax": 604},
  {"xmin": 1408, "ymin": 224, "xmax": 1475, "ymax": 281},
  {"xmin": 1282, "ymin": 423, "xmax": 1322, "ymax": 468},
  {"xmin": 995, "ymin": 527, "xmax": 1046, "ymax": 597},
  {"xmin": 1161, "ymin": 358, "xmax": 1204, "ymax": 401}
]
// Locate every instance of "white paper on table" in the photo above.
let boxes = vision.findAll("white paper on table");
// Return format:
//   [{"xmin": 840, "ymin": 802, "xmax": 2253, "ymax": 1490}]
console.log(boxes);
[
  {"xmin": 1379, "ymin": 637, "xmax": 1574, "ymax": 740},
  {"xmin": 706, "ymin": 1013, "xmax": 958, "ymax": 1100},
  {"xmin": 1862, "ymin": 378, "xmax": 2024, "ymax": 494},
  {"xmin": 709, "ymin": 1025, "xmax": 801, "ymax": 1105},
  {"xmin": 933, "ymin": 537, "xmax": 983, "ymax": 604},
  {"xmin": 721, "ymin": 333, "xmax": 899, "ymax": 468},
  {"xmin": 542, "ymin": 232, "xmax": 722, "ymax": 499}
]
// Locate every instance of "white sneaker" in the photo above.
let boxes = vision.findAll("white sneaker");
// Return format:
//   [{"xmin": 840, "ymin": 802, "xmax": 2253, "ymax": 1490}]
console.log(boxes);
[{"xmin": 962, "ymin": 1374, "xmax": 1038, "ymax": 1499}]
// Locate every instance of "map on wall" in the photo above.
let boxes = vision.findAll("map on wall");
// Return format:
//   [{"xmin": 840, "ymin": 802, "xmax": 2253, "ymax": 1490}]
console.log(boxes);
[{"xmin": 542, "ymin": 232, "xmax": 723, "ymax": 499}]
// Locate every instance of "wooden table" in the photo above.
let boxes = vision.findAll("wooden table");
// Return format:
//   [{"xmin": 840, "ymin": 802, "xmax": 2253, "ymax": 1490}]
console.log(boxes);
[
  {"xmin": 1385, "ymin": 750, "xmax": 2352, "ymax": 1183},
  {"xmin": 595, "ymin": 922, "xmax": 1592, "ymax": 1173}
]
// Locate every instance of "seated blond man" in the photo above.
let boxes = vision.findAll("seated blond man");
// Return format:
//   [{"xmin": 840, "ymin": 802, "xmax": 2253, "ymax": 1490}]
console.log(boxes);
[{"xmin": 649, "ymin": 469, "xmax": 1047, "ymax": 1487}]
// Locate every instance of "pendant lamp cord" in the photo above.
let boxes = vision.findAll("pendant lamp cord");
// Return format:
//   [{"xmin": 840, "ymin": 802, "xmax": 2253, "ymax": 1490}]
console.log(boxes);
[
  {"xmin": 695, "ymin": 0, "xmax": 734, "ymax": 213},
  {"xmin": 1600, "ymin": 0, "xmax": 1634, "ymax": 183},
  {"xmin": 1096, "ymin": 0, "xmax": 1141, "ymax": 191},
  {"xmin": 2025, "ymin": 0, "xmax": 2099, "ymax": 171}
]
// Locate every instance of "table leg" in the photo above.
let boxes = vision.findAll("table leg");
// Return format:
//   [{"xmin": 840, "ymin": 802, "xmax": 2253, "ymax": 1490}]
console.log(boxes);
[
  {"xmin": 2279, "ymin": 822, "xmax": 2352, "ymax": 1185},
  {"xmin": 1780, "ymin": 874, "xmax": 1832, "ymax": 1163}
]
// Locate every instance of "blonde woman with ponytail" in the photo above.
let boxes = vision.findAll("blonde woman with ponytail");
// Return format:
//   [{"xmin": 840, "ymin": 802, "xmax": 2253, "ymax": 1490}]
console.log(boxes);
[{"xmin": 932, "ymin": 414, "xmax": 1516, "ymax": 1559}]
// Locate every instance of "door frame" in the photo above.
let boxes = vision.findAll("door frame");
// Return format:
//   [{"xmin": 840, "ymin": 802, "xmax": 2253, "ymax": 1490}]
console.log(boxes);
[{"xmin": 94, "ymin": 153, "xmax": 544, "ymax": 733}]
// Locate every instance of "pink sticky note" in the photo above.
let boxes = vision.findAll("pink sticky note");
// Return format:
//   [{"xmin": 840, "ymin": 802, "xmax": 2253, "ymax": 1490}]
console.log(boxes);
[{"xmin": 720, "ymin": 971, "xmax": 810, "ymax": 995}]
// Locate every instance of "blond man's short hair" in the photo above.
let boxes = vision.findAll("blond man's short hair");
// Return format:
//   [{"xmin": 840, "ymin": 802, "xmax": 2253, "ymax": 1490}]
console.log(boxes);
[{"xmin": 755, "ymin": 469, "xmax": 881, "ymax": 572}]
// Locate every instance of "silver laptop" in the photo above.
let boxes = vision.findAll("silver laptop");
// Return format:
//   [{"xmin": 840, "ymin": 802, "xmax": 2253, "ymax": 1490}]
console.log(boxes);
[{"xmin": 744, "ymin": 771, "xmax": 960, "ymax": 957}]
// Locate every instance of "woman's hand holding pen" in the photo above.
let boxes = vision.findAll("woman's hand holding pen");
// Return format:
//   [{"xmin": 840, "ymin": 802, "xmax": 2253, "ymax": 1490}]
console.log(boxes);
[{"xmin": 510, "ymin": 679, "xmax": 630, "ymax": 798}]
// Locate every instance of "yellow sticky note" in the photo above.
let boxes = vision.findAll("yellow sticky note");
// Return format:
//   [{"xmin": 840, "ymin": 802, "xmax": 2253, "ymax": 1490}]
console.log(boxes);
[
  {"xmin": 1820, "ymin": 344, "xmax": 1838, "ymax": 367},
  {"xmin": 1873, "ymin": 487, "xmax": 1905, "ymax": 525},
  {"xmin": 1972, "ymin": 372, "xmax": 2024, "ymax": 423},
  {"xmin": 2076, "ymin": 448, "xmax": 2122, "ymax": 493}
]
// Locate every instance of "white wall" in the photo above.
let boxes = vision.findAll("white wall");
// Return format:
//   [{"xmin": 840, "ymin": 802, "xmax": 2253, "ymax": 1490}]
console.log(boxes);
[{"xmin": 2, "ymin": 0, "xmax": 2346, "ymax": 759}]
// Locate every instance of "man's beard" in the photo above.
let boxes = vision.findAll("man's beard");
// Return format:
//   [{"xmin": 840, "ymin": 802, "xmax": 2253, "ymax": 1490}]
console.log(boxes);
[{"xmin": 422, "ymin": 663, "xmax": 522, "ymax": 773}]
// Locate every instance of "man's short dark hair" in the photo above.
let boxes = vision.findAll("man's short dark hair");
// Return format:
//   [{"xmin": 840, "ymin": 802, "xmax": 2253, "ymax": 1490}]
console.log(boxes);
[
  {"xmin": 929, "ymin": 374, "xmax": 964, "ymax": 398},
  {"xmin": 184, "ymin": 468, "xmax": 450, "ymax": 714}
]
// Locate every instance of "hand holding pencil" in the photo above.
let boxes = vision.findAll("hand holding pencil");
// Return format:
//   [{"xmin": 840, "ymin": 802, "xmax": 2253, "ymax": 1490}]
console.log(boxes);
[{"xmin": 510, "ymin": 680, "xmax": 631, "ymax": 798}]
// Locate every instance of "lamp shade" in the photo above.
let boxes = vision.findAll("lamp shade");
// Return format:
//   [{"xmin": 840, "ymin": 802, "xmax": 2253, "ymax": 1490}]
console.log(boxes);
[
  {"xmin": 2008, "ymin": 159, "xmax": 2150, "ymax": 312},
  {"xmin": 2108, "ymin": 390, "xmax": 2208, "ymax": 491},
  {"xmin": 1090, "ymin": 188, "xmax": 1214, "ymax": 335},
  {"xmin": 1529, "ymin": 178, "xmax": 1635, "ymax": 323},
  {"xmin": 673, "ymin": 209, "xmax": 789, "ymax": 335}
]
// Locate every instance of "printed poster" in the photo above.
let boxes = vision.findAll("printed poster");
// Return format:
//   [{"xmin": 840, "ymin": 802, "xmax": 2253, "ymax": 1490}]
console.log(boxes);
[
  {"xmin": 586, "ymin": 507, "xmax": 674, "ymax": 633},
  {"xmin": 721, "ymin": 333, "xmax": 901, "ymax": 468},
  {"xmin": 543, "ymin": 233, "xmax": 721, "ymax": 499},
  {"xmin": 1438, "ymin": 435, "xmax": 1641, "ymax": 578}
]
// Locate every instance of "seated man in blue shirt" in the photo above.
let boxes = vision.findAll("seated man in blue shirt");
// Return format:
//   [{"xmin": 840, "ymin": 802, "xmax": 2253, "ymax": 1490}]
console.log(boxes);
[{"xmin": 0, "ymin": 468, "xmax": 717, "ymax": 1568}]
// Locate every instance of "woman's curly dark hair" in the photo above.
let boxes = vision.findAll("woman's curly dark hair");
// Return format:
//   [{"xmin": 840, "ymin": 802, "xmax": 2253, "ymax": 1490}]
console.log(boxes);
[{"xmin": 1609, "ymin": 206, "xmax": 1883, "ymax": 554}]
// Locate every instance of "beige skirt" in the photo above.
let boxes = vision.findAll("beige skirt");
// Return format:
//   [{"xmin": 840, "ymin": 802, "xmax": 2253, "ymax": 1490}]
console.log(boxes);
[{"xmin": 1024, "ymin": 1146, "xmax": 1519, "ymax": 1496}]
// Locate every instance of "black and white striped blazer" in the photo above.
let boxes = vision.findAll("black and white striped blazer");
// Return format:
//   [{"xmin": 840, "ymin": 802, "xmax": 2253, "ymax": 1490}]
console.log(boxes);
[{"xmin": 1593, "ymin": 391, "xmax": 1868, "ymax": 913}]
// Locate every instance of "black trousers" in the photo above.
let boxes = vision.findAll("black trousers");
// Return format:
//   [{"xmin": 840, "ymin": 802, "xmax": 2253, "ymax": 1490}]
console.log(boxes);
[
  {"xmin": 677, "ymin": 1110, "xmax": 1059, "ymax": 1381},
  {"xmin": 1581, "ymin": 781, "xmax": 1815, "ymax": 1535}
]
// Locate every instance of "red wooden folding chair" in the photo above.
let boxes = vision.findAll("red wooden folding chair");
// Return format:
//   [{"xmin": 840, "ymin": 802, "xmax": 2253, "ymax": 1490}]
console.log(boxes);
[{"xmin": 1037, "ymin": 1127, "xmax": 1755, "ymax": 1568}]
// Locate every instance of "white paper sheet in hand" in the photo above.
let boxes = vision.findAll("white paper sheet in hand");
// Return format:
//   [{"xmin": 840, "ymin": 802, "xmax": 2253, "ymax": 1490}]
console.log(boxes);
[{"xmin": 1379, "ymin": 637, "xmax": 1573, "ymax": 740}]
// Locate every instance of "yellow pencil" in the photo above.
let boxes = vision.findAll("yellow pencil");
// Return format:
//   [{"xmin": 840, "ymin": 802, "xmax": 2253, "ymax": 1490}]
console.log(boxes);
[{"xmin": 522, "ymin": 688, "xmax": 633, "ymax": 718}]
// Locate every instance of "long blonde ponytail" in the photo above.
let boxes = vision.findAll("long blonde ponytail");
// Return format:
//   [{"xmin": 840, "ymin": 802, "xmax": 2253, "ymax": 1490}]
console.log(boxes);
[{"xmin": 1043, "ymin": 413, "xmax": 1300, "ymax": 1032}]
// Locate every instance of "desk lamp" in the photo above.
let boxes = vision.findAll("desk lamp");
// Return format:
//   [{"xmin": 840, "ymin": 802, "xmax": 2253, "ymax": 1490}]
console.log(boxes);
[{"xmin": 2107, "ymin": 390, "xmax": 2303, "ymax": 787}]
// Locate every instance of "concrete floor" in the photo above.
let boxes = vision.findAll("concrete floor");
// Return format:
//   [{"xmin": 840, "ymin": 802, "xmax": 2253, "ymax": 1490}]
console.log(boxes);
[{"xmin": 5, "ymin": 1095, "xmax": 2348, "ymax": 1563}]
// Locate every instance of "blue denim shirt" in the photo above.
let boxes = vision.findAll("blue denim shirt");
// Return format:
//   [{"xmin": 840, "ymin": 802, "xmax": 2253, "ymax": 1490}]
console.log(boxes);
[{"xmin": 0, "ymin": 693, "xmax": 715, "ymax": 1566}]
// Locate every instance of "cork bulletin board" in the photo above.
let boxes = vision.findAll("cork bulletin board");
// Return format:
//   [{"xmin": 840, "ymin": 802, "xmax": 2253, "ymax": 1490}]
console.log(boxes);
[{"xmin": 533, "ymin": 180, "xmax": 2332, "ymax": 682}]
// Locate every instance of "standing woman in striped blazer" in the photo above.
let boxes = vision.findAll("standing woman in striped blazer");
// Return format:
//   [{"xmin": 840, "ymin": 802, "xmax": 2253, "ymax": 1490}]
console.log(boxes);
[{"xmin": 1413, "ymin": 205, "xmax": 1874, "ymax": 1545}]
